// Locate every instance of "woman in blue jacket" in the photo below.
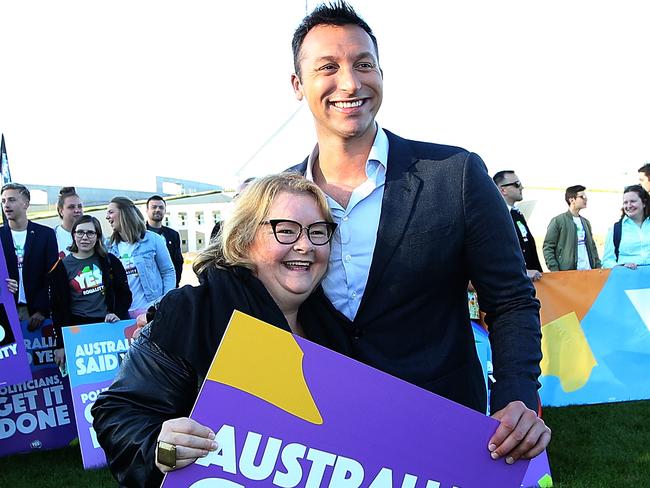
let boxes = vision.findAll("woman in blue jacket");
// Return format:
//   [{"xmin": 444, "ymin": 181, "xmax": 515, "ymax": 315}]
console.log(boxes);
[{"xmin": 106, "ymin": 196, "xmax": 175, "ymax": 316}]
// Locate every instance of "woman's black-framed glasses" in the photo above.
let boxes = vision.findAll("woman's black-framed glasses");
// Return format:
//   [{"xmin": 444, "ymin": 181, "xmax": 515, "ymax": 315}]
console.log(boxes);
[
  {"xmin": 261, "ymin": 219, "xmax": 337, "ymax": 246},
  {"xmin": 74, "ymin": 230, "xmax": 97, "ymax": 239}
]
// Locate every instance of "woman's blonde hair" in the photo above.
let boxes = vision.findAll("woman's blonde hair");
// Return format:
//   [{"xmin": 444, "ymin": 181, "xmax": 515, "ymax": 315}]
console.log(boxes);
[
  {"xmin": 193, "ymin": 172, "xmax": 333, "ymax": 276},
  {"xmin": 108, "ymin": 196, "xmax": 147, "ymax": 244}
]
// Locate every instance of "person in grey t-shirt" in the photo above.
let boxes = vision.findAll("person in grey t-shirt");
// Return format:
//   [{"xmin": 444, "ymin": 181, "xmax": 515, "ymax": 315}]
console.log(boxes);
[{"xmin": 48, "ymin": 215, "xmax": 132, "ymax": 368}]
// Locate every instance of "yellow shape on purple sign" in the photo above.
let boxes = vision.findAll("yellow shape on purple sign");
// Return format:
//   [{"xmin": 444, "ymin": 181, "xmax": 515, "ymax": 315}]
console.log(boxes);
[
  {"xmin": 540, "ymin": 311, "xmax": 597, "ymax": 392},
  {"xmin": 206, "ymin": 310, "xmax": 323, "ymax": 425}
]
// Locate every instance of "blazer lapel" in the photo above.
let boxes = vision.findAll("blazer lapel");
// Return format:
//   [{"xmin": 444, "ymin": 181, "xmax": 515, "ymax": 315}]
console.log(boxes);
[
  {"xmin": 356, "ymin": 131, "xmax": 421, "ymax": 319},
  {"xmin": 23, "ymin": 221, "xmax": 35, "ymax": 262}
]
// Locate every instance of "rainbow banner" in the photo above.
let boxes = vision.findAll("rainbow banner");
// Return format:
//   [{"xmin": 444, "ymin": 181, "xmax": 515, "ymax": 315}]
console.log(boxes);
[{"xmin": 536, "ymin": 266, "xmax": 650, "ymax": 406}]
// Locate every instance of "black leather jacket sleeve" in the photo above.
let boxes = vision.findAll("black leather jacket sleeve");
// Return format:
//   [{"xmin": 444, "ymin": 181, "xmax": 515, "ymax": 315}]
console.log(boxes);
[{"xmin": 91, "ymin": 325, "xmax": 198, "ymax": 487}]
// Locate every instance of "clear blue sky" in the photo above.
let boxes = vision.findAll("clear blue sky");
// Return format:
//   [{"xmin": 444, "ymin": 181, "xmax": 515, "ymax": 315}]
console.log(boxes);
[{"xmin": 2, "ymin": 0, "xmax": 648, "ymax": 191}]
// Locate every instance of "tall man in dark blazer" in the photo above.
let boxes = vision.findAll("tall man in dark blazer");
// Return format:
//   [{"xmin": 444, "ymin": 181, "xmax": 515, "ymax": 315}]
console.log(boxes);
[
  {"xmin": 493, "ymin": 171, "xmax": 543, "ymax": 281},
  {"xmin": 291, "ymin": 2, "xmax": 550, "ymax": 465},
  {"xmin": 1, "ymin": 183, "xmax": 58, "ymax": 330}
]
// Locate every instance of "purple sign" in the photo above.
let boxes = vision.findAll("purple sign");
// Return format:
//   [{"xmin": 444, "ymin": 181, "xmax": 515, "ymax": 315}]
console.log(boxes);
[
  {"xmin": 62, "ymin": 319, "xmax": 137, "ymax": 469},
  {"xmin": 0, "ymin": 238, "xmax": 31, "ymax": 387},
  {"xmin": 163, "ymin": 311, "xmax": 531, "ymax": 487},
  {"xmin": 0, "ymin": 320, "xmax": 77, "ymax": 457}
]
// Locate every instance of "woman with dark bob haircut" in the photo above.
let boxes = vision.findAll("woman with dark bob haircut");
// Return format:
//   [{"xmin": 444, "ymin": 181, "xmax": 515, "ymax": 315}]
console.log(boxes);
[
  {"xmin": 92, "ymin": 173, "xmax": 348, "ymax": 487},
  {"xmin": 48, "ymin": 215, "xmax": 132, "ymax": 369}
]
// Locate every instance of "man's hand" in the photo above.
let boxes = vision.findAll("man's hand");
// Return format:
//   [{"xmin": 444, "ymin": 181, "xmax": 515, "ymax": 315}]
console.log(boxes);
[
  {"xmin": 5, "ymin": 278, "xmax": 18, "ymax": 294},
  {"xmin": 54, "ymin": 348, "xmax": 66, "ymax": 368},
  {"xmin": 488, "ymin": 401, "xmax": 551, "ymax": 464},
  {"xmin": 526, "ymin": 269, "xmax": 542, "ymax": 281},
  {"xmin": 27, "ymin": 312, "xmax": 46, "ymax": 331}
]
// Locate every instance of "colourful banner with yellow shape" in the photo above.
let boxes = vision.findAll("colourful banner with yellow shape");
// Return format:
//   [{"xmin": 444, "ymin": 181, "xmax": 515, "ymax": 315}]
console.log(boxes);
[{"xmin": 536, "ymin": 267, "xmax": 650, "ymax": 406}]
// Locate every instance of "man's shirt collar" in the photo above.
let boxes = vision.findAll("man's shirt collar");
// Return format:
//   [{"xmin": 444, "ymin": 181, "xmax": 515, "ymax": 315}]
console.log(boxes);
[{"xmin": 305, "ymin": 124, "xmax": 389, "ymax": 181}]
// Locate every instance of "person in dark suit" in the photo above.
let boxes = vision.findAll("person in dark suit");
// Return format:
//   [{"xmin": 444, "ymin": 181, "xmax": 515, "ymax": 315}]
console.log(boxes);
[
  {"xmin": 145, "ymin": 195, "xmax": 184, "ymax": 287},
  {"xmin": 289, "ymin": 1, "xmax": 550, "ymax": 465},
  {"xmin": 1, "ymin": 183, "xmax": 58, "ymax": 330},
  {"xmin": 493, "ymin": 171, "xmax": 543, "ymax": 281}
]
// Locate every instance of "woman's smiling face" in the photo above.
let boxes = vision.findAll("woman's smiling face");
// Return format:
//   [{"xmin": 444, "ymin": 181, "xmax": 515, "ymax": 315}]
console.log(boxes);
[{"xmin": 248, "ymin": 191, "xmax": 331, "ymax": 309}]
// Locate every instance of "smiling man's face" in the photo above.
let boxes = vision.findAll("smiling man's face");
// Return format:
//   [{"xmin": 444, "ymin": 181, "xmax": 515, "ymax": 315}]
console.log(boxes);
[{"xmin": 291, "ymin": 24, "xmax": 383, "ymax": 143}]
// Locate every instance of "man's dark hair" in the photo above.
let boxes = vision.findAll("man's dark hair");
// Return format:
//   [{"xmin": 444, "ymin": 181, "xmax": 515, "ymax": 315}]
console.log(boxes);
[
  {"xmin": 146, "ymin": 195, "xmax": 166, "ymax": 208},
  {"xmin": 565, "ymin": 185, "xmax": 586, "ymax": 205},
  {"xmin": 1, "ymin": 182, "xmax": 30, "ymax": 202},
  {"xmin": 492, "ymin": 170, "xmax": 515, "ymax": 186},
  {"xmin": 292, "ymin": 1, "xmax": 378, "ymax": 78},
  {"xmin": 638, "ymin": 163, "xmax": 650, "ymax": 178}
]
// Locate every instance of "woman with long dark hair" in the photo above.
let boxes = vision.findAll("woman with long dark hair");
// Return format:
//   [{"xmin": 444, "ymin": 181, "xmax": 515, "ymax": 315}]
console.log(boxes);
[
  {"xmin": 49, "ymin": 215, "xmax": 132, "ymax": 367},
  {"xmin": 105, "ymin": 196, "xmax": 175, "ymax": 316}
]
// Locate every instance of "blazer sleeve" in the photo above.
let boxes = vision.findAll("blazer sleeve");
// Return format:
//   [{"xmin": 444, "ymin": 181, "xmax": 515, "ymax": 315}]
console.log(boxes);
[
  {"xmin": 461, "ymin": 154, "xmax": 542, "ymax": 413},
  {"xmin": 153, "ymin": 233, "xmax": 176, "ymax": 297},
  {"xmin": 542, "ymin": 217, "xmax": 561, "ymax": 271}
]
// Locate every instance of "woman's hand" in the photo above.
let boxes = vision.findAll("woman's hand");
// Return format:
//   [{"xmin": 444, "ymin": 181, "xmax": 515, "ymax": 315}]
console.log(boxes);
[
  {"xmin": 104, "ymin": 313, "xmax": 120, "ymax": 323},
  {"xmin": 6, "ymin": 278, "xmax": 18, "ymax": 294},
  {"xmin": 155, "ymin": 417, "xmax": 218, "ymax": 473},
  {"xmin": 54, "ymin": 348, "xmax": 66, "ymax": 368},
  {"xmin": 622, "ymin": 262, "xmax": 638, "ymax": 270}
]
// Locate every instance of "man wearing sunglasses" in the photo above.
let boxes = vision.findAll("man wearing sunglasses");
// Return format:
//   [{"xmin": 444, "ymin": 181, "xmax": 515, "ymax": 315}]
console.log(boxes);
[{"xmin": 493, "ymin": 171, "xmax": 543, "ymax": 281}]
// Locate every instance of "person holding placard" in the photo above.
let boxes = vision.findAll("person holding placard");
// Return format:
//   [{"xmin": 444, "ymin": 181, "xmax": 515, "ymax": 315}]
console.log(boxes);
[
  {"xmin": 92, "ymin": 173, "xmax": 343, "ymax": 486},
  {"xmin": 49, "ymin": 215, "xmax": 132, "ymax": 368}
]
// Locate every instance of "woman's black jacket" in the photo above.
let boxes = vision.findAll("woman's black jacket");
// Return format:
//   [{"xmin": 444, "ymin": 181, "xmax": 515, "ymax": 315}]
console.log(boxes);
[
  {"xmin": 91, "ymin": 265, "xmax": 349, "ymax": 488},
  {"xmin": 48, "ymin": 253, "xmax": 132, "ymax": 348}
]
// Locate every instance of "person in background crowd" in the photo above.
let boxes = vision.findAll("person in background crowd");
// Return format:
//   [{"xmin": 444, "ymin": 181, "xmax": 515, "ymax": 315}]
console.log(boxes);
[
  {"xmin": 543, "ymin": 185, "xmax": 601, "ymax": 271},
  {"xmin": 289, "ymin": 1, "xmax": 548, "ymax": 465},
  {"xmin": 49, "ymin": 215, "xmax": 132, "ymax": 368},
  {"xmin": 638, "ymin": 163, "xmax": 650, "ymax": 193},
  {"xmin": 105, "ymin": 196, "xmax": 175, "ymax": 316},
  {"xmin": 209, "ymin": 177, "xmax": 257, "ymax": 243},
  {"xmin": 493, "ymin": 171, "xmax": 543, "ymax": 281},
  {"xmin": 54, "ymin": 186, "xmax": 83, "ymax": 257},
  {"xmin": 1, "ymin": 183, "xmax": 58, "ymax": 329},
  {"xmin": 602, "ymin": 184, "xmax": 650, "ymax": 269},
  {"xmin": 93, "ymin": 173, "xmax": 343, "ymax": 485},
  {"xmin": 145, "ymin": 195, "xmax": 183, "ymax": 287}
]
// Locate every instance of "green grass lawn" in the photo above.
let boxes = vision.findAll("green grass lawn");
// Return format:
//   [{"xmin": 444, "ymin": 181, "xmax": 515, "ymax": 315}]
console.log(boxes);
[{"xmin": 1, "ymin": 400, "xmax": 649, "ymax": 487}]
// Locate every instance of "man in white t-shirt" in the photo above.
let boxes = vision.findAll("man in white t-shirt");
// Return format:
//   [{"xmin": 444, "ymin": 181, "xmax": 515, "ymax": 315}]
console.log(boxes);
[
  {"xmin": 543, "ymin": 185, "xmax": 601, "ymax": 271},
  {"xmin": 1, "ymin": 183, "xmax": 58, "ymax": 329}
]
